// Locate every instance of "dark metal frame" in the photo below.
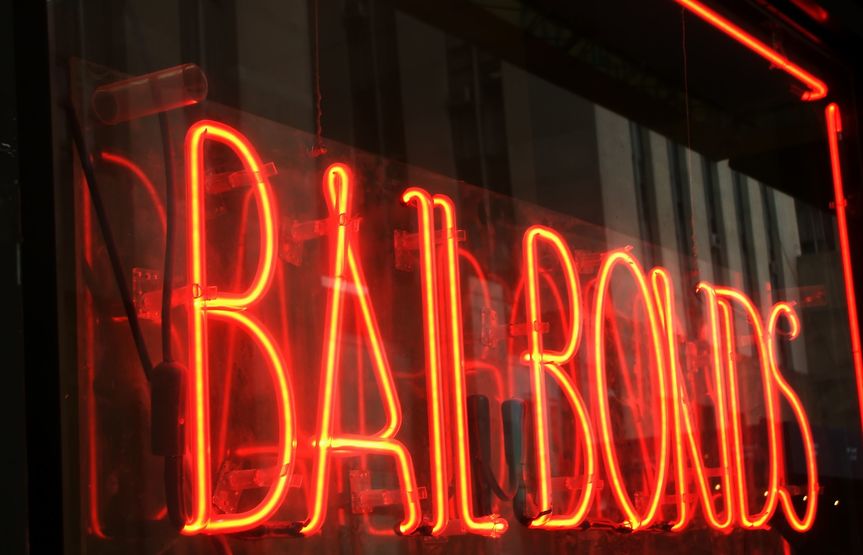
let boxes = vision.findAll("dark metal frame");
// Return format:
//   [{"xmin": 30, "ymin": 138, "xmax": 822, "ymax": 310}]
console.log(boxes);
[{"xmin": 13, "ymin": 0, "xmax": 66, "ymax": 551}]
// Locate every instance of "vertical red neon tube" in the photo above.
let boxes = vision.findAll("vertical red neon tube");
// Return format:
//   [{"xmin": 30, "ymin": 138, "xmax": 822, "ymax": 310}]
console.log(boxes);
[
  {"xmin": 713, "ymin": 287, "xmax": 779, "ymax": 529},
  {"xmin": 81, "ymin": 184, "xmax": 107, "ymax": 538},
  {"xmin": 649, "ymin": 268, "xmax": 692, "ymax": 530},
  {"xmin": 522, "ymin": 225, "xmax": 595, "ymax": 529},
  {"xmin": 767, "ymin": 302, "xmax": 818, "ymax": 532},
  {"xmin": 435, "ymin": 195, "xmax": 508, "ymax": 536},
  {"xmin": 692, "ymin": 282, "xmax": 736, "ymax": 530},
  {"xmin": 216, "ymin": 190, "xmax": 255, "ymax": 464},
  {"xmin": 402, "ymin": 187, "xmax": 450, "ymax": 535},
  {"xmin": 657, "ymin": 276, "xmax": 735, "ymax": 531},
  {"xmin": 592, "ymin": 250, "xmax": 669, "ymax": 530},
  {"xmin": 302, "ymin": 165, "xmax": 421, "ymax": 536},
  {"xmin": 184, "ymin": 120, "xmax": 295, "ymax": 534},
  {"xmin": 825, "ymin": 103, "xmax": 863, "ymax": 440}
]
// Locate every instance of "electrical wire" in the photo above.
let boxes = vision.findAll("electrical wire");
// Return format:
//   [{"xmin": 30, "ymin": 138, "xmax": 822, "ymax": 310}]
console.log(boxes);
[
  {"xmin": 155, "ymin": 107, "xmax": 186, "ymax": 531},
  {"xmin": 158, "ymin": 111, "xmax": 176, "ymax": 363},
  {"xmin": 310, "ymin": 0, "xmax": 326, "ymax": 157},
  {"xmin": 67, "ymin": 105, "xmax": 155, "ymax": 380},
  {"xmin": 69, "ymin": 99, "xmax": 186, "ymax": 531}
]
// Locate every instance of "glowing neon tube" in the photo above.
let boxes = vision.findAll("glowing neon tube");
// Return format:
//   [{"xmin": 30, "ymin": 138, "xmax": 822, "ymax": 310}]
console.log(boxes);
[
  {"xmin": 183, "ymin": 120, "xmax": 293, "ymax": 534},
  {"xmin": 675, "ymin": 0, "xmax": 827, "ymax": 100},
  {"xmin": 302, "ymin": 165, "xmax": 421, "ymax": 536},
  {"xmin": 825, "ymin": 104, "xmax": 863, "ymax": 442},
  {"xmin": 402, "ymin": 188, "xmax": 450, "ymax": 536},
  {"xmin": 435, "ymin": 194, "xmax": 508, "ymax": 536},
  {"xmin": 593, "ymin": 250, "xmax": 670, "ymax": 530},
  {"xmin": 767, "ymin": 302, "xmax": 818, "ymax": 532},
  {"xmin": 713, "ymin": 288, "xmax": 779, "ymax": 529},
  {"xmin": 522, "ymin": 225, "xmax": 595, "ymax": 529}
]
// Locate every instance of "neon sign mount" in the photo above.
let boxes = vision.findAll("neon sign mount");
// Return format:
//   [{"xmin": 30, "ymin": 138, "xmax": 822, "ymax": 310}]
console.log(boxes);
[{"xmin": 174, "ymin": 120, "xmax": 818, "ymax": 537}]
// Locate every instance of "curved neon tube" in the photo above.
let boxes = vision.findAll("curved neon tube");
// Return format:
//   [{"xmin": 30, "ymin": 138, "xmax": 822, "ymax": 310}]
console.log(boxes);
[
  {"xmin": 100, "ymin": 152, "xmax": 167, "ymax": 231},
  {"xmin": 524, "ymin": 226, "xmax": 581, "ymax": 365},
  {"xmin": 691, "ymin": 281, "xmax": 735, "ymax": 530},
  {"xmin": 714, "ymin": 288, "xmax": 780, "ymax": 529},
  {"xmin": 205, "ymin": 309, "xmax": 295, "ymax": 533},
  {"xmin": 183, "ymin": 120, "xmax": 290, "ymax": 534},
  {"xmin": 767, "ymin": 302, "xmax": 818, "ymax": 532},
  {"xmin": 522, "ymin": 225, "xmax": 595, "ymax": 529},
  {"xmin": 186, "ymin": 121, "xmax": 277, "ymax": 310},
  {"xmin": 593, "ymin": 250, "xmax": 670, "ymax": 530},
  {"xmin": 535, "ymin": 362, "xmax": 596, "ymax": 529}
]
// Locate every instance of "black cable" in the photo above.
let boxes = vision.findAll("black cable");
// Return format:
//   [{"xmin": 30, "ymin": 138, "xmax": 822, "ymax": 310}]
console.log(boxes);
[
  {"xmin": 164, "ymin": 455, "xmax": 185, "ymax": 530},
  {"xmin": 70, "ymin": 101, "xmax": 186, "ymax": 531},
  {"xmin": 67, "ymin": 105, "xmax": 154, "ymax": 380},
  {"xmin": 158, "ymin": 112, "xmax": 176, "ymax": 363},
  {"xmin": 477, "ymin": 455, "xmax": 513, "ymax": 501},
  {"xmin": 154, "ymin": 109, "xmax": 186, "ymax": 531}
]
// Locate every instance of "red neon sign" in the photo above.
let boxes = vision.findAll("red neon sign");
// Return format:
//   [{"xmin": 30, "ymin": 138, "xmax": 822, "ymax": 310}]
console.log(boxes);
[
  {"xmin": 83, "ymin": 1, "xmax": 862, "ymax": 539},
  {"xmin": 171, "ymin": 118, "xmax": 818, "ymax": 535}
]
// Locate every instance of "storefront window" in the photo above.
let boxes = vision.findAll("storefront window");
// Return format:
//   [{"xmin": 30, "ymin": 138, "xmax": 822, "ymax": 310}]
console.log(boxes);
[{"xmin": 35, "ymin": 0, "xmax": 863, "ymax": 552}]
